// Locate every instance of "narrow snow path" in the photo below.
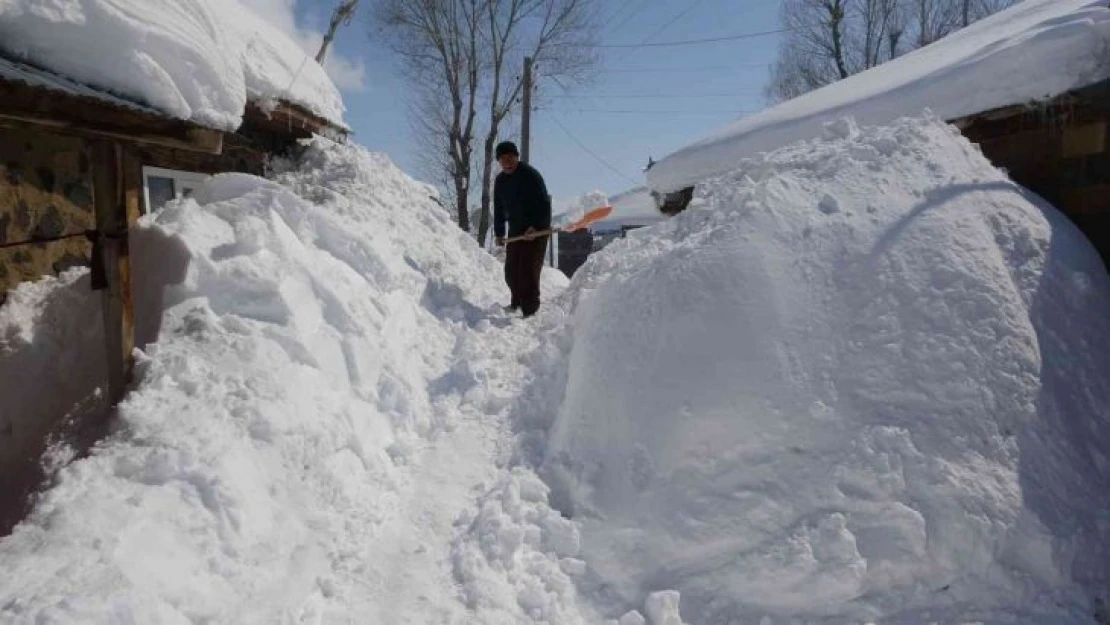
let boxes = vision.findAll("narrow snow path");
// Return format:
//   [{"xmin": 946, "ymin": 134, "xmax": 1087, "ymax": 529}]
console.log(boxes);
[{"xmin": 318, "ymin": 313, "xmax": 550, "ymax": 624}]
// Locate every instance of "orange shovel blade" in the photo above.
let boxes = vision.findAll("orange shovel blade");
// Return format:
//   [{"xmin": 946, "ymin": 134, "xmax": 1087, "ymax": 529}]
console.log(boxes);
[{"xmin": 561, "ymin": 205, "xmax": 613, "ymax": 232}]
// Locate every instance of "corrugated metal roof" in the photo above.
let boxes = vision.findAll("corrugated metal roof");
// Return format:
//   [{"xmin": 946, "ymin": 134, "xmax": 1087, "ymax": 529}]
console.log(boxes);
[{"xmin": 0, "ymin": 54, "xmax": 163, "ymax": 117}]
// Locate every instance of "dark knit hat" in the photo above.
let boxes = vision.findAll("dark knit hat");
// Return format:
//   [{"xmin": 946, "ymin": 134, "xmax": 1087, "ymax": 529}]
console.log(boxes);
[{"xmin": 495, "ymin": 141, "xmax": 519, "ymax": 158}]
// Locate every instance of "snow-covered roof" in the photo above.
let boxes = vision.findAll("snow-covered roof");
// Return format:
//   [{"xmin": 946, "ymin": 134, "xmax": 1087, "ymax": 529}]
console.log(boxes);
[
  {"xmin": 0, "ymin": 55, "xmax": 163, "ymax": 116},
  {"xmin": 0, "ymin": 0, "xmax": 346, "ymax": 132},
  {"xmin": 648, "ymin": 0, "xmax": 1110, "ymax": 193}
]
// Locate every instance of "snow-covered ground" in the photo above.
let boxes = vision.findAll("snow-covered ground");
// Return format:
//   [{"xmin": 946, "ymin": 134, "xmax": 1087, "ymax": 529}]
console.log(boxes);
[
  {"xmin": 0, "ymin": 139, "xmax": 588, "ymax": 624},
  {"xmin": 0, "ymin": 0, "xmax": 344, "ymax": 130},
  {"xmin": 3, "ymin": 114, "xmax": 1110, "ymax": 625},
  {"xmin": 648, "ymin": 0, "xmax": 1110, "ymax": 193}
]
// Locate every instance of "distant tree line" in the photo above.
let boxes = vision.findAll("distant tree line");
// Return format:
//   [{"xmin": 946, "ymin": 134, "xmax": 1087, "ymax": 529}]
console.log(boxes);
[{"xmin": 767, "ymin": 0, "xmax": 1018, "ymax": 102}]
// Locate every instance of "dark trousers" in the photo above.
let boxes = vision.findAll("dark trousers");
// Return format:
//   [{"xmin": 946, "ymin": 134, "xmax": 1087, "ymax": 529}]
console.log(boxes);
[{"xmin": 505, "ymin": 236, "xmax": 548, "ymax": 316}]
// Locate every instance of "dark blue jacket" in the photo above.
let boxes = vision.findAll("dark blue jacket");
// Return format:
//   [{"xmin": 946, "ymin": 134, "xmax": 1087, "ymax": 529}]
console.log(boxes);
[{"xmin": 493, "ymin": 162, "xmax": 552, "ymax": 238}]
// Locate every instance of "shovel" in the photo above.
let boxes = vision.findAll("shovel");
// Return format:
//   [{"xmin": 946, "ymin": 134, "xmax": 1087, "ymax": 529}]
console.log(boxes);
[{"xmin": 503, "ymin": 205, "xmax": 613, "ymax": 244}]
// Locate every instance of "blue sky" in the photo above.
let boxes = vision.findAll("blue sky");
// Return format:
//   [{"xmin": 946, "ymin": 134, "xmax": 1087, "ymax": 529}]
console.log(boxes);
[{"xmin": 301, "ymin": 0, "xmax": 784, "ymax": 201}]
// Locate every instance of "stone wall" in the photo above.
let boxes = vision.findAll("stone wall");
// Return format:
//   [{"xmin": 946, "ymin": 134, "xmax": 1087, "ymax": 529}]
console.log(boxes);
[{"xmin": 0, "ymin": 127, "xmax": 94, "ymax": 301}]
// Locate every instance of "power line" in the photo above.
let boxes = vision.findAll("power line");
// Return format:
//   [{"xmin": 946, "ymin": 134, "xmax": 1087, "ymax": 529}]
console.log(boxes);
[
  {"xmin": 601, "ymin": 0, "xmax": 643, "ymax": 33},
  {"xmin": 603, "ymin": 64, "xmax": 770, "ymax": 73},
  {"xmin": 556, "ymin": 107, "xmax": 752, "ymax": 115},
  {"xmin": 639, "ymin": 0, "xmax": 710, "ymax": 42},
  {"xmin": 584, "ymin": 27, "xmax": 789, "ymax": 48},
  {"xmin": 609, "ymin": 0, "xmax": 710, "ymax": 63},
  {"xmin": 548, "ymin": 92, "xmax": 762, "ymax": 99},
  {"xmin": 548, "ymin": 114, "xmax": 642, "ymax": 186}
]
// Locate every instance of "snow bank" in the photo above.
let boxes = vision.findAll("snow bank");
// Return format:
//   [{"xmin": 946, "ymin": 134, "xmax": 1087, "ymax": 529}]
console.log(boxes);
[
  {"xmin": 0, "ymin": 270, "xmax": 105, "ymax": 446},
  {"xmin": 0, "ymin": 139, "xmax": 523, "ymax": 622},
  {"xmin": 543, "ymin": 265, "xmax": 571, "ymax": 292},
  {"xmin": 545, "ymin": 115, "xmax": 1110, "ymax": 623},
  {"xmin": 648, "ymin": 0, "xmax": 1110, "ymax": 193},
  {"xmin": 0, "ymin": 0, "xmax": 344, "ymax": 130},
  {"xmin": 0, "ymin": 269, "xmax": 108, "ymax": 533}
]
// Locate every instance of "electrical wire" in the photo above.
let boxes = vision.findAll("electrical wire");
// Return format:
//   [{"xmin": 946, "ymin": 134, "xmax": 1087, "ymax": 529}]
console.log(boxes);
[
  {"xmin": 547, "ymin": 92, "xmax": 762, "ymax": 99},
  {"xmin": 608, "ymin": 0, "xmax": 710, "ymax": 63},
  {"xmin": 602, "ymin": 63, "xmax": 770, "ymax": 73},
  {"xmin": 595, "ymin": 27, "xmax": 789, "ymax": 48},
  {"xmin": 554, "ymin": 107, "xmax": 752, "ymax": 115},
  {"xmin": 548, "ymin": 114, "xmax": 642, "ymax": 186},
  {"xmin": 601, "ymin": 0, "xmax": 642, "ymax": 33}
]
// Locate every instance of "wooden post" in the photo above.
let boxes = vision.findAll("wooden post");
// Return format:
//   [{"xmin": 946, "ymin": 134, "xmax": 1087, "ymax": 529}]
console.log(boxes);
[
  {"xmin": 91, "ymin": 141, "xmax": 140, "ymax": 405},
  {"xmin": 521, "ymin": 56, "xmax": 533, "ymax": 163}
]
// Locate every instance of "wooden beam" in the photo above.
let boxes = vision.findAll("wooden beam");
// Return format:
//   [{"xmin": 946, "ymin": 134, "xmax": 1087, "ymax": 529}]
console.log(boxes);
[
  {"xmin": 91, "ymin": 141, "xmax": 139, "ymax": 404},
  {"xmin": 1062, "ymin": 122, "xmax": 1107, "ymax": 158},
  {"xmin": 1060, "ymin": 184, "xmax": 1110, "ymax": 216},
  {"xmin": 244, "ymin": 101, "xmax": 347, "ymax": 139},
  {"xmin": 0, "ymin": 110, "xmax": 222, "ymax": 155}
]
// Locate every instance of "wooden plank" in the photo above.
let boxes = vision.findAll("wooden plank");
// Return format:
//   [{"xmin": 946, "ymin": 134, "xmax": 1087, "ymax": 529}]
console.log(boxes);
[
  {"xmin": 119, "ymin": 148, "xmax": 141, "ymax": 387},
  {"xmin": 135, "ymin": 131, "xmax": 266, "ymax": 177},
  {"xmin": 0, "ymin": 110, "xmax": 222, "ymax": 155},
  {"xmin": 1059, "ymin": 184, "xmax": 1110, "ymax": 216},
  {"xmin": 976, "ymin": 128, "xmax": 1062, "ymax": 176},
  {"xmin": 244, "ymin": 101, "xmax": 341, "ymax": 137},
  {"xmin": 90, "ymin": 140, "xmax": 138, "ymax": 404},
  {"xmin": 1062, "ymin": 122, "xmax": 1107, "ymax": 158}
]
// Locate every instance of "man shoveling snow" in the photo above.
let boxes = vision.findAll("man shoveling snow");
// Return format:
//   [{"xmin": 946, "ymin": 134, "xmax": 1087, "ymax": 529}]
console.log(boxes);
[{"xmin": 493, "ymin": 140, "xmax": 553, "ymax": 318}]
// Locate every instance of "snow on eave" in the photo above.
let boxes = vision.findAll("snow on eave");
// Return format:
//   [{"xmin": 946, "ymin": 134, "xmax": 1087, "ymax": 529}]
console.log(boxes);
[
  {"xmin": 0, "ymin": 54, "xmax": 163, "ymax": 117},
  {"xmin": 647, "ymin": 0, "xmax": 1110, "ymax": 194},
  {"xmin": 0, "ymin": 0, "xmax": 346, "ymax": 133},
  {"xmin": 1, "ymin": 52, "xmax": 347, "ymax": 142}
]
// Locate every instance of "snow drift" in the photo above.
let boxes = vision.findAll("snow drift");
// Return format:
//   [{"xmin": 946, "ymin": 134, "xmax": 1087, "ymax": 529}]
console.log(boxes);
[
  {"xmin": 648, "ymin": 0, "xmax": 1110, "ymax": 193},
  {"xmin": 544, "ymin": 115, "xmax": 1110, "ymax": 623},
  {"xmin": 0, "ymin": 0, "xmax": 345, "ymax": 130},
  {"xmin": 0, "ymin": 139, "xmax": 528, "ymax": 623}
]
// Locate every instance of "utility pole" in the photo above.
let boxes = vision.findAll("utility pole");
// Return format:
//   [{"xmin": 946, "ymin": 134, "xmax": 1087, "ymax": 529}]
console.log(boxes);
[
  {"xmin": 316, "ymin": 0, "xmax": 359, "ymax": 64},
  {"xmin": 521, "ymin": 56, "xmax": 533, "ymax": 163},
  {"xmin": 520, "ymin": 56, "xmax": 553, "ymax": 267}
]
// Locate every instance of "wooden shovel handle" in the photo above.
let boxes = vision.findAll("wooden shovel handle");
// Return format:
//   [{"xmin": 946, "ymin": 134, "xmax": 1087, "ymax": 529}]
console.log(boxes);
[{"xmin": 504, "ymin": 229, "xmax": 554, "ymax": 244}]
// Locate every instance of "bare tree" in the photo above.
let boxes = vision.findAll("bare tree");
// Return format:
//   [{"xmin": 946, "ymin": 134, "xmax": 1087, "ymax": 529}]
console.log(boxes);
[
  {"xmin": 317, "ymin": 0, "xmax": 360, "ymax": 64},
  {"xmin": 911, "ymin": 0, "xmax": 958, "ymax": 47},
  {"xmin": 768, "ymin": 0, "xmax": 1017, "ymax": 102},
  {"xmin": 855, "ymin": 0, "xmax": 902, "ymax": 68},
  {"xmin": 409, "ymin": 87, "xmax": 467, "ymax": 216},
  {"xmin": 474, "ymin": 0, "xmax": 598, "ymax": 245},
  {"xmin": 372, "ymin": 0, "xmax": 598, "ymax": 239},
  {"xmin": 373, "ymin": 0, "xmax": 484, "ymax": 231},
  {"xmin": 766, "ymin": 0, "xmax": 863, "ymax": 101}
]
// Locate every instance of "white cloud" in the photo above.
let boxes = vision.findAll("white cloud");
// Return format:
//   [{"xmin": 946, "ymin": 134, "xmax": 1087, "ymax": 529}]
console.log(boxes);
[
  {"xmin": 237, "ymin": 0, "xmax": 367, "ymax": 92},
  {"xmin": 320, "ymin": 52, "xmax": 367, "ymax": 91}
]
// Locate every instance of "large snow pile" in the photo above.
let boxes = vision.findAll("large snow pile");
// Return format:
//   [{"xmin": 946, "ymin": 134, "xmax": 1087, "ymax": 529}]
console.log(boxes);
[
  {"xmin": 648, "ymin": 0, "xmax": 1110, "ymax": 193},
  {"xmin": 0, "ymin": 0, "xmax": 344, "ymax": 130},
  {"xmin": 0, "ymin": 139, "xmax": 587, "ymax": 623},
  {"xmin": 543, "ymin": 115, "xmax": 1110, "ymax": 623}
]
